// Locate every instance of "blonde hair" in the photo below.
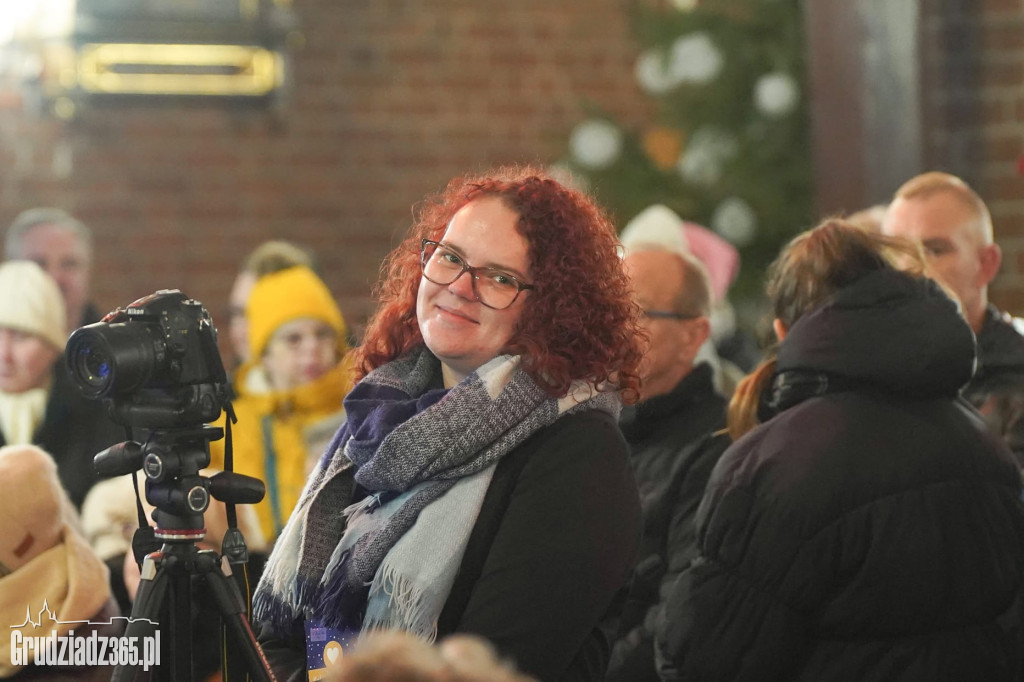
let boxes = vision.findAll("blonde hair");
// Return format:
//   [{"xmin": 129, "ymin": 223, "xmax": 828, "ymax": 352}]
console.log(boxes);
[
  {"xmin": 325, "ymin": 630, "xmax": 535, "ymax": 682},
  {"xmin": 892, "ymin": 171, "xmax": 993, "ymax": 244},
  {"xmin": 845, "ymin": 204, "xmax": 887, "ymax": 233},
  {"xmin": 727, "ymin": 219, "xmax": 929, "ymax": 439},
  {"xmin": 243, "ymin": 239, "xmax": 315, "ymax": 277}
]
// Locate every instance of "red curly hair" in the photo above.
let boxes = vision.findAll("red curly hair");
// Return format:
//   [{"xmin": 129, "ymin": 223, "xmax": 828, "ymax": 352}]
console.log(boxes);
[{"xmin": 353, "ymin": 164, "xmax": 643, "ymax": 402}]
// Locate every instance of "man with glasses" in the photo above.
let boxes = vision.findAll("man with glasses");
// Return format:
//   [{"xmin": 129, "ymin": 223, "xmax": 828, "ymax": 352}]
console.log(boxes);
[{"xmin": 606, "ymin": 244, "xmax": 731, "ymax": 682}]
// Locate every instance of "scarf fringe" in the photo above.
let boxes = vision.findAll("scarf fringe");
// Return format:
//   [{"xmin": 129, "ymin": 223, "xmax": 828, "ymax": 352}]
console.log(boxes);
[
  {"xmin": 253, "ymin": 572, "xmax": 326, "ymax": 637},
  {"xmin": 251, "ymin": 592, "xmax": 295, "ymax": 637},
  {"xmin": 363, "ymin": 561, "xmax": 439, "ymax": 642},
  {"xmin": 315, "ymin": 550, "xmax": 369, "ymax": 632}
]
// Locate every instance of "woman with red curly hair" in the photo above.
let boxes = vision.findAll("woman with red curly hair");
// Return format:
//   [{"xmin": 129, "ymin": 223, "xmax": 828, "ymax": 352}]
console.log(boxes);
[{"xmin": 253, "ymin": 165, "xmax": 644, "ymax": 681}]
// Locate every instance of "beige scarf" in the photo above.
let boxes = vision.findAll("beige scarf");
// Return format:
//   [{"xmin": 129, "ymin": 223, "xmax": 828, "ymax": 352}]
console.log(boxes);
[
  {"xmin": 0, "ymin": 388, "xmax": 49, "ymax": 444},
  {"xmin": 0, "ymin": 528, "xmax": 111, "ymax": 676}
]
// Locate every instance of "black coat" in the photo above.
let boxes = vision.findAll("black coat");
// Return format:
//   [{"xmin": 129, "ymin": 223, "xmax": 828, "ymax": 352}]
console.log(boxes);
[
  {"xmin": 0, "ymin": 360, "xmax": 124, "ymax": 509},
  {"xmin": 968, "ymin": 304, "xmax": 1024, "ymax": 467},
  {"xmin": 606, "ymin": 363, "xmax": 729, "ymax": 682},
  {"xmin": 656, "ymin": 270, "xmax": 1024, "ymax": 682},
  {"xmin": 258, "ymin": 409, "xmax": 642, "ymax": 682}
]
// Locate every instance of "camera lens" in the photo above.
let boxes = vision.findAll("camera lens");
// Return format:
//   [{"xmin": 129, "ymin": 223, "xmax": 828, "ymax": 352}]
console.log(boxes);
[
  {"xmin": 74, "ymin": 346, "xmax": 112, "ymax": 390},
  {"xmin": 66, "ymin": 322, "xmax": 159, "ymax": 399}
]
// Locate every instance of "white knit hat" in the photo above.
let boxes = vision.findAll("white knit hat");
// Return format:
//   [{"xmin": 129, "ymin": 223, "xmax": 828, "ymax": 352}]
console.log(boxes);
[
  {"xmin": 0, "ymin": 261, "xmax": 67, "ymax": 351},
  {"xmin": 620, "ymin": 204, "xmax": 692, "ymax": 257}
]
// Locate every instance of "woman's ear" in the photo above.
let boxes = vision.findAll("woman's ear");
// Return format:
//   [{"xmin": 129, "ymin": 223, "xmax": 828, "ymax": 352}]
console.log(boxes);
[{"xmin": 773, "ymin": 318, "xmax": 788, "ymax": 342}]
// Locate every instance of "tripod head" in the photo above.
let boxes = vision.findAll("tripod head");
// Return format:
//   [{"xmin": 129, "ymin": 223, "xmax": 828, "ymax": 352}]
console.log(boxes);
[{"xmin": 95, "ymin": 426, "xmax": 265, "ymax": 541}]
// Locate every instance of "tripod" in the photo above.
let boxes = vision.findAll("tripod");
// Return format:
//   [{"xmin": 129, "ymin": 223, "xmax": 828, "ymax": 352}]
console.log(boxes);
[
  {"xmin": 100, "ymin": 428, "xmax": 276, "ymax": 682},
  {"xmin": 113, "ymin": 522, "xmax": 275, "ymax": 682}
]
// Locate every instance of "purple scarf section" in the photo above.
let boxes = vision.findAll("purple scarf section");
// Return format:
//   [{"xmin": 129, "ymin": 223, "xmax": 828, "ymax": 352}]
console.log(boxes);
[{"xmin": 331, "ymin": 380, "xmax": 449, "ymax": 486}]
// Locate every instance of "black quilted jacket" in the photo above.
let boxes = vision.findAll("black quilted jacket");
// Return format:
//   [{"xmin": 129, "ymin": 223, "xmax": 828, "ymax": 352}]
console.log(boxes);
[{"xmin": 656, "ymin": 269, "xmax": 1024, "ymax": 682}]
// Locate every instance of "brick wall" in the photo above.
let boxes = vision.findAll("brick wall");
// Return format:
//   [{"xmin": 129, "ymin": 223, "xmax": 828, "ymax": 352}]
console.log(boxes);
[
  {"xmin": 4, "ymin": 0, "xmax": 1023, "ymax": 365},
  {"xmin": 0, "ymin": 0, "xmax": 652, "ymax": 364},
  {"xmin": 919, "ymin": 0, "xmax": 1024, "ymax": 313}
]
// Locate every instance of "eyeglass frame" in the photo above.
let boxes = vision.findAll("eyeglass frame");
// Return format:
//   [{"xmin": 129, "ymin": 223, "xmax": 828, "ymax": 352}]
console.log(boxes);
[
  {"xmin": 419, "ymin": 239, "xmax": 536, "ymax": 310},
  {"xmin": 642, "ymin": 309, "xmax": 701, "ymax": 321}
]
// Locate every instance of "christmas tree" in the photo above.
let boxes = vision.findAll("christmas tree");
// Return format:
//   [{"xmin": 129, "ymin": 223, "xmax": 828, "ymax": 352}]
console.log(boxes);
[{"xmin": 562, "ymin": 0, "xmax": 814, "ymax": 315}]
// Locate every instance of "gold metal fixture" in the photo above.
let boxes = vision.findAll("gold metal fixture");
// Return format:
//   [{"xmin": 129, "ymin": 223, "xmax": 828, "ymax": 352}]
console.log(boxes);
[{"xmin": 76, "ymin": 43, "xmax": 283, "ymax": 96}]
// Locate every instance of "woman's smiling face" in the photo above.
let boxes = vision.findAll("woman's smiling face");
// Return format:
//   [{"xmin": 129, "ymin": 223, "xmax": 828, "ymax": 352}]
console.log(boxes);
[{"xmin": 416, "ymin": 196, "xmax": 532, "ymax": 388}]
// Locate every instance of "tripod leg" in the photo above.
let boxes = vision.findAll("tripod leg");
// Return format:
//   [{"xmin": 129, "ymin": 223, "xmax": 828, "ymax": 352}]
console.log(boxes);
[
  {"xmin": 199, "ymin": 553, "xmax": 276, "ymax": 682},
  {"xmin": 113, "ymin": 554, "xmax": 170, "ymax": 682},
  {"xmin": 169, "ymin": 566, "xmax": 193, "ymax": 681},
  {"xmin": 114, "ymin": 551, "xmax": 198, "ymax": 682}
]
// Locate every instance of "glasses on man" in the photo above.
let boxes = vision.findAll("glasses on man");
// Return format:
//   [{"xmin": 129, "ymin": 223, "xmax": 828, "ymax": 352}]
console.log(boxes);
[
  {"xmin": 642, "ymin": 309, "xmax": 700, "ymax": 321},
  {"xmin": 420, "ymin": 239, "xmax": 535, "ymax": 310}
]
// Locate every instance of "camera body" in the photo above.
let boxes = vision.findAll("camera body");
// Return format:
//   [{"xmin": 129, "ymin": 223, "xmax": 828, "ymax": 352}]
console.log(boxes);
[{"xmin": 66, "ymin": 289, "xmax": 231, "ymax": 429}]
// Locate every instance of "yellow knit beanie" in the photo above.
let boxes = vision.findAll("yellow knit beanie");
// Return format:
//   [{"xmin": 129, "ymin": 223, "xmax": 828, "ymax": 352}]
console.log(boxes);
[{"xmin": 246, "ymin": 266, "xmax": 347, "ymax": 359}]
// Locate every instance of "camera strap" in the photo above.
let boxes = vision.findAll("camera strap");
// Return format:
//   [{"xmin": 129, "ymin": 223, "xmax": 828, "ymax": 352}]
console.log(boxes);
[{"xmin": 223, "ymin": 403, "xmax": 239, "ymax": 530}]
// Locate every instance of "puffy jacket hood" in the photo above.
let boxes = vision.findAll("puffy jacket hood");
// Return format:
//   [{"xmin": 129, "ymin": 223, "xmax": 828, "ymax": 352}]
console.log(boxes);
[{"xmin": 776, "ymin": 269, "xmax": 976, "ymax": 401}]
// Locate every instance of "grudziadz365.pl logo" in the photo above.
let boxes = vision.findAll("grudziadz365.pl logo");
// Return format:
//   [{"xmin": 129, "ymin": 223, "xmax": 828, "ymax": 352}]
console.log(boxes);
[{"xmin": 10, "ymin": 600, "xmax": 161, "ymax": 672}]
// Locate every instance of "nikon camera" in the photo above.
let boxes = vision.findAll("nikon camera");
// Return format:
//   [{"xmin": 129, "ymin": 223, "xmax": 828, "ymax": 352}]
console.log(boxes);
[{"xmin": 66, "ymin": 290, "xmax": 231, "ymax": 429}]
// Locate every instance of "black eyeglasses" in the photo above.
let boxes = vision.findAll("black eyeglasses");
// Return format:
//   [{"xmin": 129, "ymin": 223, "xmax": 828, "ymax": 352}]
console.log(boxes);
[
  {"xmin": 420, "ymin": 239, "xmax": 535, "ymax": 310},
  {"xmin": 642, "ymin": 309, "xmax": 700, "ymax": 321}
]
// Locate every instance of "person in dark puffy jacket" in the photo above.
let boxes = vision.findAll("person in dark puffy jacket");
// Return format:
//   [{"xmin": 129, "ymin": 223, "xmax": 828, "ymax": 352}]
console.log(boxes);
[{"xmin": 655, "ymin": 219, "xmax": 1024, "ymax": 682}]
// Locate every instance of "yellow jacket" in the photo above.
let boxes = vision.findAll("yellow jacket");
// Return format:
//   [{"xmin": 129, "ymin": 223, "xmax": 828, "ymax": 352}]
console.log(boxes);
[{"xmin": 209, "ymin": 360, "xmax": 352, "ymax": 542}]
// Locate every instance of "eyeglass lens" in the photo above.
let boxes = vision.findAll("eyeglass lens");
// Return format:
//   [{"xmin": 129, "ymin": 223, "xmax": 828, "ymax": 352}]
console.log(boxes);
[{"xmin": 421, "ymin": 242, "xmax": 524, "ymax": 310}]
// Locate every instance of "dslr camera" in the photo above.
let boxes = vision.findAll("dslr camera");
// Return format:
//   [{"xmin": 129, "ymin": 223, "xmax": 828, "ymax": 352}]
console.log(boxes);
[
  {"xmin": 66, "ymin": 289, "xmax": 231, "ymax": 429},
  {"xmin": 65, "ymin": 290, "xmax": 263, "ymax": 525}
]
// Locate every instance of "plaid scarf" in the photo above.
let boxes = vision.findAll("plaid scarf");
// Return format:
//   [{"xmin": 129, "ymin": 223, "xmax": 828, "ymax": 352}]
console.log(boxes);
[{"xmin": 252, "ymin": 347, "xmax": 621, "ymax": 641}]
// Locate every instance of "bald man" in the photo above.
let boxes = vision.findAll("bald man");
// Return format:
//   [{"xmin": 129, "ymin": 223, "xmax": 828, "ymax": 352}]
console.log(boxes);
[
  {"xmin": 607, "ymin": 245, "xmax": 731, "ymax": 682},
  {"xmin": 883, "ymin": 172, "xmax": 1024, "ymax": 461}
]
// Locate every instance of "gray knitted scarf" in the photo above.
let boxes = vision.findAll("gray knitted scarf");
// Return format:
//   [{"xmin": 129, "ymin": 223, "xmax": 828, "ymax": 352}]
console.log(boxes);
[{"xmin": 252, "ymin": 347, "xmax": 621, "ymax": 642}]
